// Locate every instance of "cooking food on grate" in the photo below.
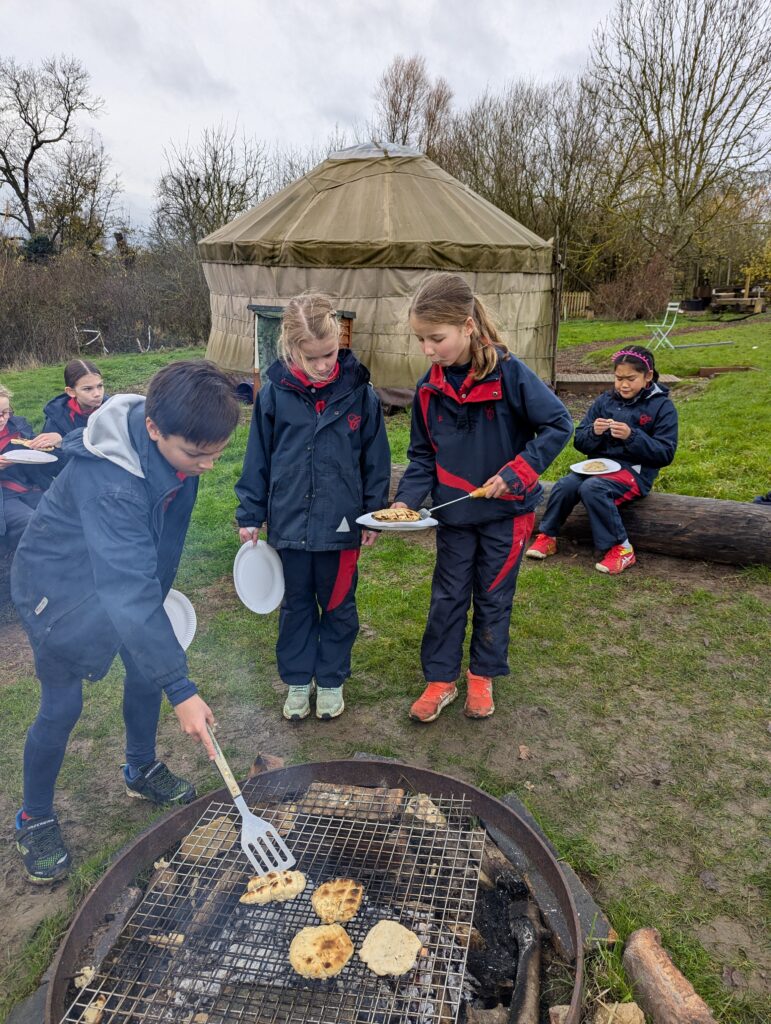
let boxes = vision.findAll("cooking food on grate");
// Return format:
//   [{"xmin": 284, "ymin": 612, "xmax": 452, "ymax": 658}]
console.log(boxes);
[
  {"xmin": 240, "ymin": 868, "xmax": 307, "ymax": 904},
  {"xmin": 147, "ymin": 931, "xmax": 185, "ymax": 948},
  {"xmin": 10, "ymin": 437, "xmax": 56, "ymax": 451},
  {"xmin": 311, "ymin": 877, "xmax": 364, "ymax": 923},
  {"xmin": 404, "ymin": 793, "xmax": 448, "ymax": 827},
  {"xmin": 359, "ymin": 919, "xmax": 423, "ymax": 976},
  {"xmin": 179, "ymin": 815, "xmax": 238, "ymax": 861},
  {"xmin": 289, "ymin": 923, "xmax": 354, "ymax": 979},
  {"xmin": 371, "ymin": 507, "xmax": 421, "ymax": 522},
  {"xmin": 583, "ymin": 459, "xmax": 611, "ymax": 472},
  {"xmin": 81, "ymin": 994, "xmax": 107, "ymax": 1023},
  {"xmin": 74, "ymin": 965, "xmax": 96, "ymax": 989}
]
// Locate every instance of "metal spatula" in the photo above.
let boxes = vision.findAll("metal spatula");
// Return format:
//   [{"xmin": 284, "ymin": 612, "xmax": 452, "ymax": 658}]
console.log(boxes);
[
  {"xmin": 419, "ymin": 485, "xmax": 490, "ymax": 519},
  {"xmin": 206, "ymin": 724, "xmax": 295, "ymax": 876}
]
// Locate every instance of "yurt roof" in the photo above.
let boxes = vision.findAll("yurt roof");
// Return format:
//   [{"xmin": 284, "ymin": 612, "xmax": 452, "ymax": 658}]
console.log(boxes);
[{"xmin": 198, "ymin": 144, "xmax": 552, "ymax": 274}]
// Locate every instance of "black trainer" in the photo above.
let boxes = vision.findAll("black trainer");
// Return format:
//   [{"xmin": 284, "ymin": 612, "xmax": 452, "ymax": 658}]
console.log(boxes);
[
  {"xmin": 15, "ymin": 811, "xmax": 71, "ymax": 884},
  {"xmin": 123, "ymin": 761, "xmax": 196, "ymax": 805}
]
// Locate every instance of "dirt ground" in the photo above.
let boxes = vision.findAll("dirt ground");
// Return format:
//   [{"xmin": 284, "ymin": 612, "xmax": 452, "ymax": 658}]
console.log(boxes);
[{"xmin": 1, "ymin": 544, "xmax": 768, "ymax": 1008}]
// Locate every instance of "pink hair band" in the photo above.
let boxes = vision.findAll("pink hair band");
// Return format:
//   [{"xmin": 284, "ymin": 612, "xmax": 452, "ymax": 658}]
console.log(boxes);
[{"xmin": 612, "ymin": 349, "xmax": 652, "ymax": 371}]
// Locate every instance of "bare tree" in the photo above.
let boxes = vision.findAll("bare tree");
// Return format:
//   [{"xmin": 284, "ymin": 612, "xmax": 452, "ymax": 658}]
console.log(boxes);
[
  {"xmin": 370, "ymin": 54, "xmax": 453, "ymax": 156},
  {"xmin": 0, "ymin": 55, "xmax": 103, "ymax": 238},
  {"xmin": 589, "ymin": 0, "xmax": 771, "ymax": 260},
  {"xmin": 152, "ymin": 122, "xmax": 270, "ymax": 245},
  {"xmin": 32, "ymin": 133, "xmax": 121, "ymax": 250}
]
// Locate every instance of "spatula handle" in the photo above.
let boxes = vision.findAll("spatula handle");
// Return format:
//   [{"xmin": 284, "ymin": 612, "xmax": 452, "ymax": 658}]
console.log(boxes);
[
  {"xmin": 206, "ymin": 724, "xmax": 242, "ymax": 801},
  {"xmin": 470, "ymin": 486, "xmax": 490, "ymax": 498}
]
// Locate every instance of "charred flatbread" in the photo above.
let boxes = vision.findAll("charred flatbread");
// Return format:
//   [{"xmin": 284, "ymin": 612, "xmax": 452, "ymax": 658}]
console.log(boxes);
[
  {"xmin": 240, "ymin": 869, "xmax": 307, "ymax": 905},
  {"xmin": 371, "ymin": 508, "xmax": 421, "ymax": 522},
  {"xmin": 10, "ymin": 437, "xmax": 56, "ymax": 452},
  {"xmin": 288, "ymin": 924, "xmax": 354, "ymax": 979},
  {"xmin": 358, "ymin": 920, "xmax": 423, "ymax": 976},
  {"xmin": 311, "ymin": 877, "xmax": 364, "ymax": 923}
]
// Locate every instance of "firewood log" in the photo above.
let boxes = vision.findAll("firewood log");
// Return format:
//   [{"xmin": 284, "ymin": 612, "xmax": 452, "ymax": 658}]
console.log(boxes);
[{"xmin": 622, "ymin": 927, "xmax": 718, "ymax": 1024}]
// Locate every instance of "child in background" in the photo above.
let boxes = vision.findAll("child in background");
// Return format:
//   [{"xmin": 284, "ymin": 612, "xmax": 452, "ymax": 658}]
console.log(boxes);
[
  {"xmin": 235, "ymin": 294, "xmax": 390, "ymax": 723},
  {"xmin": 0, "ymin": 385, "xmax": 51, "ymax": 554},
  {"xmin": 526, "ymin": 345, "xmax": 678, "ymax": 574},
  {"xmin": 393, "ymin": 273, "xmax": 573, "ymax": 723},
  {"xmin": 12, "ymin": 360, "xmax": 240, "ymax": 884},
  {"xmin": 31, "ymin": 358, "xmax": 107, "ymax": 452}
]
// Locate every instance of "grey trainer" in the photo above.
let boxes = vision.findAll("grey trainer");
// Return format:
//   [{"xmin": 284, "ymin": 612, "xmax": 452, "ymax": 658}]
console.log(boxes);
[
  {"xmin": 316, "ymin": 686, "xmax": 345, "ymax": 720},
  {"xmin": 283, "ymin": 683, "xmax": 314, "ymax": 721}
]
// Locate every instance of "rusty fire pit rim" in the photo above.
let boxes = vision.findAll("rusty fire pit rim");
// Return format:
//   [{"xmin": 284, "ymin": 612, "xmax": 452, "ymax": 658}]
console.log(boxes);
[{"xmin": 46, "ymin": 757, "xmax": 584, "ymax": 1024}]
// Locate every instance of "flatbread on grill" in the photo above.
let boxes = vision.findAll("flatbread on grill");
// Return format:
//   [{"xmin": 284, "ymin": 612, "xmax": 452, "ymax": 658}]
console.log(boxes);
[
  {"xmin": 358, "ymin": 919, "xmax": 423, "ymax": 976},
  {"xmin": 371, "ymin": 508, "xmax": 421, "ymax": 522},
  {"xmin": 10, "ymin": 437, "xmax": 56, "ymax": 452},
  {"xmin": 240, "ymin": 869, "xmax": 307, "ymax": 904},
  {"xmin": 289, "ymin": 924, "xmax": 354, "ymax": 979},
  {"xmin": 179, "ymin": 815, "xmax": 238, "ymax": 861},
  {"xmin": 311, "ymin": 877, "xmax": 364, "ymax": 923}
]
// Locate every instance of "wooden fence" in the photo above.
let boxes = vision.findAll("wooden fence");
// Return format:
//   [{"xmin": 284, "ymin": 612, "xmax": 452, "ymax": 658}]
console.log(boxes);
[{"xmin": 561, "ymin": 291, "xmax": 591, "ymax": 319}]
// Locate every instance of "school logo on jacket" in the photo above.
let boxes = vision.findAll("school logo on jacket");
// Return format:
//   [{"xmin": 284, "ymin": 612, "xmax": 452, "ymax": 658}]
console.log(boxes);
[
  {"xmin": 639, "ymin": 414, "xmax": 653, "ymax": 426},
  {"xmin": 347, "ymin": 414, "xmax": 361, "ymax": 431}
]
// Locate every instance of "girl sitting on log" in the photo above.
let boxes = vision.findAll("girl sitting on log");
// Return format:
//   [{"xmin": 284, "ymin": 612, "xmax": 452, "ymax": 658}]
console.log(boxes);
[{"xmin": 526, "ymin": 345, "xmax": 678, "ymax": 574}]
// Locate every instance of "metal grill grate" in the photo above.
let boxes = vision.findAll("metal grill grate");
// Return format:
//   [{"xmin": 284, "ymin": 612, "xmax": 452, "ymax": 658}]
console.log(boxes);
[{"xmin": 61, "ymin": 779, "xmax": 485, "ymax": 1024}]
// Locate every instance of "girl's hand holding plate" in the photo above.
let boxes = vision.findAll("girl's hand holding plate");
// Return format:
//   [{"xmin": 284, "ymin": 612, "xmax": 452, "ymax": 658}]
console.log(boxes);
[{"xmin": 239, "ymin": 526, "xmax": 260, "ymax": 545}]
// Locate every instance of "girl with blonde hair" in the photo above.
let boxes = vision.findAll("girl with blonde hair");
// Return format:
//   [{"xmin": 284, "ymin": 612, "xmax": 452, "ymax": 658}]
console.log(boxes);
[
  {"xmin": 393, "ymin": 273, "xmax": 573, "ymax": 722},
  {"xmin": 235, "ymin": 294, "xmax": 390, "ymax": 722}
]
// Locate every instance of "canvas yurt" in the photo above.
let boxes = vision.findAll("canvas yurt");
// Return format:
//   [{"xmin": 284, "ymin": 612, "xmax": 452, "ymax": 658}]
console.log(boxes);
[{"xmin": 199, "ymin": 143, "xmax": 557, "ymax": 399}]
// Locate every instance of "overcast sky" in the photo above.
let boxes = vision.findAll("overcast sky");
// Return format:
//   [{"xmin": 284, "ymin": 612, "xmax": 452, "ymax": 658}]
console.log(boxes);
[{"xmin": 3, "ymin": 0, "xmax": 617, "ymax": 228}]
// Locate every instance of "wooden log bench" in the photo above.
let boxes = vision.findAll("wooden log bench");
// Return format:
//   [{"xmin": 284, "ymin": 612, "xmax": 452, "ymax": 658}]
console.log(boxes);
[{"xmin": 389, "ymin": 467, "xmax": 771, "ymax": 566}]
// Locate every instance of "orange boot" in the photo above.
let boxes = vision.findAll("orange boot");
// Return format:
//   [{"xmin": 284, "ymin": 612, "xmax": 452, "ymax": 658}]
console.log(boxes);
[
  {"xmin": 409, "ymin": 682, "xmax": 458, "ymax": 723},
  {"xmin": 464, "ymin": 670, "xmax": 495, "ymax": 718}
]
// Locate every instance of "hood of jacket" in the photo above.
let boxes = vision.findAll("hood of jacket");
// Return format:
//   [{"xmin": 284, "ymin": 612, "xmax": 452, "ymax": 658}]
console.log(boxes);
[{"xmin": 65, "ymin": 393, "xmax": 146, "ymax": 477}]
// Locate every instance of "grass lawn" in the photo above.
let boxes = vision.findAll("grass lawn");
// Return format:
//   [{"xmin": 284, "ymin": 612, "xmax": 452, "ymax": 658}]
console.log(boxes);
[{"xmin": 0, "ymin": 340, "xmax": 769, "ymax": 1023}]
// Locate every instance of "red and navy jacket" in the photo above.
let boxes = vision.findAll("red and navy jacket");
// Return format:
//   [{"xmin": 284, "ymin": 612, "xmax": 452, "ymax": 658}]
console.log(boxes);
[
  {"xmin": 0, "ymin": 414, "xmax": 48, "ymax": 537},
  {"xmin": 573, "ymin": 382, "xmax": 678, "ymax": 494},
  {"xmin": 235, "ymin": 349, "xmax": 391, "ymax": 551},
  {"xmin": 43, "ymin": 392, "xmax": 110, "ymax": 436},
  {"xmin": 395, "ymin": 353, "xmax": 573, "ymax": 525}
]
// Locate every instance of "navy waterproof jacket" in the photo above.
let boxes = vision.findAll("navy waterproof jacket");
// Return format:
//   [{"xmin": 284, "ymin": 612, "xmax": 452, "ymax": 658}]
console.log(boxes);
[
  {"xmin": 11, "ymin": 395, "xmax": 199, "ymax": 705},
  {"xmin": 0, "ymin": 415, "xmax": 49, "ymax": 537},
  {"xmin": 573, "ymin": 382, "xmax": 678, "ymax": 494},
  {"xmin": 43, "ymin": 392, "xmax": 110, "ymax": 435},
  {"xmin": 235, "ymin": 350, "xmax": 391, "ymax": 550},
  {"xmin": 395, "ymin": 354, "xmax": 574, "ymax": 525}
]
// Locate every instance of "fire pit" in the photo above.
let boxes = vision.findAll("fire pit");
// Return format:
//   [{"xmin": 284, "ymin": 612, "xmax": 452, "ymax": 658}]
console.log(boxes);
[{"xmin": 47, "ymin": 761, "xmax": 584, "ymax": 1024}]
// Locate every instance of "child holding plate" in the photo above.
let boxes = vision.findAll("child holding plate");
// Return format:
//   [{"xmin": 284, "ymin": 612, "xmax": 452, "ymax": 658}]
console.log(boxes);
[
  {"xmin": 392, "ymin": 274, "xmax": 573, "ymax": 723},
  {"xmin": 235, "ymin": 294, "xmax": 390, "ymax": 723},
  {"xmin": 0, "ymin": 384, "xmax": 54, "ymax": 555},
  {"xmin": 526, "ymin": 345, "xmax": 678, "ymax": 574}
]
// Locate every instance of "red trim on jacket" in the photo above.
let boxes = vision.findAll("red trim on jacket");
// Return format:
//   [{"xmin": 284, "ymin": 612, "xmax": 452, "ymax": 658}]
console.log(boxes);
[
  {"xmin": 326, "ymin": 548, "xmax": 360, "ymax": 611},
  {"xmin": 425, "ymin": 364, "xmax": 503, "ymax": 404},
  {"xmin": 0, "ymin": 426, "xmax": 17, "ymax": 453},
  {"xmin": 0, "ymin": 478, "xmax": 30, "ymax": 494},
  {"xmin": 605, "ymin": 468, "xmax": 642, "ymax": 506},
  {"xmin": 289, "ymin": 362, "xmax": 340, "ymax": 389},
  {"xmin": 487, "ymin": 513, "xmax": 535, "ymax": 592},
  {"xmin": 67, "ymin": 397, "xmax": 96, "ymax": 422},
  {"xmin": 436, "ymin": 463, "xmax": 476, "ymax": 493}
]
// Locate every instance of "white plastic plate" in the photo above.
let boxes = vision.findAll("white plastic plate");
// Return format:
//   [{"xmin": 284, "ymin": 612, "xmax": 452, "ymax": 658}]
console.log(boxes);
[
  {"xmin": 233, "ymin": 540, "xmax": 285, "ymax": 613},
  {"xmin": 356, "ymin": 512, "xmax": 438, "ymax": 531},
  {"xmin": 2, "ymin": 449, "xmax": 58, "ymax": 464},
  {"xmin": 163, "ymin": 589, "xmax": 197, "ymax": 650},
  {"xmin": 570, "ymin": 458, "xmax": 622, "ymax": 476}
]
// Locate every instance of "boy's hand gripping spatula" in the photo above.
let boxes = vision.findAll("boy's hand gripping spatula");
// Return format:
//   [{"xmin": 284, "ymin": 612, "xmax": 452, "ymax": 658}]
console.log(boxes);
[
  {"xmin": 419, "ymin": 486, "xmax": 490, "ymax": 519},
  {"xmin": 206, "ymin": 724, "xmax": 295, "ymax": 876}
]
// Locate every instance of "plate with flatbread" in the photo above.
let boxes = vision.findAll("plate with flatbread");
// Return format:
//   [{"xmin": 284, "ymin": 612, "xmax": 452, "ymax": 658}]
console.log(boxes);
[
  {"xmin": 356, "ymin": 510, "xmax": 437, "ymax": 531},
  {"xmin": 570, "ymin": 458, "xmax": 621, "ymax": 476},
  {"xmin": 2, "ymin": 448, "xmax": 58, "ymax": 464}
]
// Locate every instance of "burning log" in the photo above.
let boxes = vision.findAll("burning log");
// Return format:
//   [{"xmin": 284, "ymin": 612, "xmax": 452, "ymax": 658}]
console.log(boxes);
[{"xmin": 622, "ymin": 927, "xmax": 718, "ymax": 1024}]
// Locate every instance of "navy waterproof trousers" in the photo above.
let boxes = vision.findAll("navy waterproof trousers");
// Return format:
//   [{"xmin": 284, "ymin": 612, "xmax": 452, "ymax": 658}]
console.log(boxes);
[
  {"xmin": 539, "ymin": 470, "xmax": 641, "ymax": 552},
  {"xmin": 421, "ymin": 514, "xmax": 534, "ymax": 682},
  {"xmin": 276, "ymin": 548, "xmax": 360, "ymax": 689}
]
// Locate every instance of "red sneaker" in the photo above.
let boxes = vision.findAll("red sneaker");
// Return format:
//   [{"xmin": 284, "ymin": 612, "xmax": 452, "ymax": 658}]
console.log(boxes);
[
  {"xmin": 595, "ymin": 544, "xmax": 636, "ymax": 575},
  {"xmin": 525, "ymin": 533, "xmax": 557, "ymax": 560},
  {"xmin": 464, "ymin": 670, "xmax": 495, "ymax": 718},
  {"xmin": 409, "ymin": 682, "xmax": 458, "ymax": 723}
]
